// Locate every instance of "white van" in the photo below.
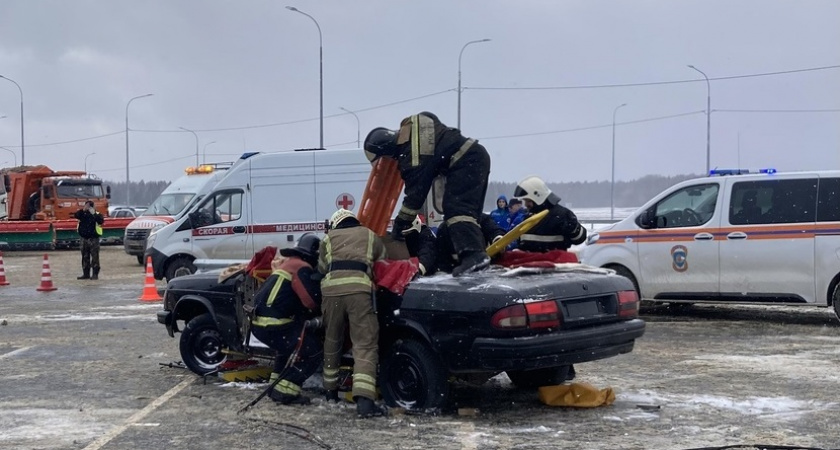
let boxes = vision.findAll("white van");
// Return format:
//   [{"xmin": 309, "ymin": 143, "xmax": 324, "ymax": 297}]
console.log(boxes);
[
  {"xmin": 124, "ymin": 164, "xmax": 231, "ymax": 264},
  {"xmin": 580, "ymin": 169, "xmax": 840, "ymax": 319},
  {"xmin": 145, "ymin": 148, "xmax": 382, "ymax": 281}
]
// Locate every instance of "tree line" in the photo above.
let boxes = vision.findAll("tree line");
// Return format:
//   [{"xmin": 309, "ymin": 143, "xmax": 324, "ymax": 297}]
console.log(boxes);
[{"xmin": 108, "ymin": 173, "xmax": 701, "ymax": 211}]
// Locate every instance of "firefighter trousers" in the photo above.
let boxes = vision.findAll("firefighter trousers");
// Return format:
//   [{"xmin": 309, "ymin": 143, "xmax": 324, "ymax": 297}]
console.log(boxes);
[
  {"xmin": 251, "ymin": 321, "xmax": 322, "ymax": 395},
  {"xmin": 443, "ymin": 143, "xmax": 490, "ymax": 255},
  {"xmin": 322, "ymin": 292, "xmax": 379, "ymax": 401}
]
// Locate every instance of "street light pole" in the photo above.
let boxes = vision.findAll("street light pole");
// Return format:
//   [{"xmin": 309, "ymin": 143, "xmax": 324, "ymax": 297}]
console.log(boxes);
[
  {"xmin": 287, "ymin": 6, "xmax": 323, "ymax": 149},
  {"xmin": 202, "ymin": 141, "xmax": 217, "ymax": 165},
  {"xmin": 688, "ymin": 65, "xmax": 711, "ymax": 173},
  {"xmin": 0, "ymin": 146, "xmax": 16, "ymax": 166},
  {"xmin": 339, "ymin": 107, "xmax": 360, "ymax": 147},
  {"xmin": 611, "ymin": 103, "xmax": 627, "ymax": 221},
  {"xmin": 125, "ymin": 93, "xmax": 153, "ymax": 206},
  {"xmin": 179, "ymin": 127, "xmax": 200, "ymax": 167},
  {"xmin": 457, "ymin": 38, "xmax": 491, "ymax": 130},
  {"xmin": 84, "ymin": 152, "xmax": 96, "ymax": 174},
  {"xmin": 0, "ymin": 75, "xmax": 24, "ymax": 165}
]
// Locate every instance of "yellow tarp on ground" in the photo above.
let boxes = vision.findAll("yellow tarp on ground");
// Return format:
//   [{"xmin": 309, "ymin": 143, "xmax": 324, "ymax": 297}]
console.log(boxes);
[{"xmin": 538, "ymin": 382, "xmax": 616, "ymax": 407}]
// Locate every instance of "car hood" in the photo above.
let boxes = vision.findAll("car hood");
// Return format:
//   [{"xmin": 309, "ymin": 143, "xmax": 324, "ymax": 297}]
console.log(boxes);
[{"xmin": 166, "ymin": 270, "xmax": 238, "ymax": 295}]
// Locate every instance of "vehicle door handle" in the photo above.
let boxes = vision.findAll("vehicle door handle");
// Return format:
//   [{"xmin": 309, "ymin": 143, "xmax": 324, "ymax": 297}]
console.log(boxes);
[
  {"xmin": 232, "ymin": 226, "xmax": 246, "ymax": 234},
  {"xmin": 727, "ymin": 232, "xmax": 747, "ymax": 240},
  {"xmin": 693, "ymin": 233, "xmax": 714, "ymax": 241}
]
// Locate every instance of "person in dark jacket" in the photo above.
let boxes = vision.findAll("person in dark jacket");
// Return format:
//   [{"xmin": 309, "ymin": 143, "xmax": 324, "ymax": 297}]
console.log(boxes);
[
  {"xmin": 490, "ymin": 195, "xmax": 511, "ymax": 230},
  {"xmin": 402, "ymin": 216, "xmax": 437, "ymax": 277},
  {"xmin": 318, "ymin": 208, "xmax": 387, "ymax": 418},
  {"xmin": 364, "ymin": 111, "xmax": 491, "ymax": 277},
  {"xmin": 513, "ymin": 176, "xmax": 586, "ymax": 252},
  {"xmin": 250, "ymin": 234, "xmax": 323, "ymax": 405},
  {"xmin": 436, "ymin": 214, "xmax": 505, "ymax": 274},
  {"xmin": 74, "ymin": 200, "xmax": 104, "ymax": 280}
]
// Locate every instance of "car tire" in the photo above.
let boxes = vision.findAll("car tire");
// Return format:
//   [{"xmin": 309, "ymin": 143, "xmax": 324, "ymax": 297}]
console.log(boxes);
[
  {"xmin": 380, "ymin": 338, "xmax": 449, "ymax": 410},
  {"xmin": 832, "ymin": 283, "xmax": 840, "ymax": 322},
  {"xmin": 179, "ymin": 313, "xmax": 226, "ymax": 375},
  {"xmin": 136, "ymin": 254, "xmax": 144, "ymax": 265},
  {"xmin": 506, "ymin": 365, "xmax": 573, "ymax": 389},
  {"xmin": 165, "ymin": 257, "xmax": 196, "ymax": 282}
]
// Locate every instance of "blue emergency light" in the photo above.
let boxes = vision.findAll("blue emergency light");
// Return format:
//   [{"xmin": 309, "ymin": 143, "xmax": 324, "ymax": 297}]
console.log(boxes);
[
  {"xmin": 709, "ymin": 168, "xmax": 777, "ymax": 176},
  {"xmin": 759, "ymin": 168, "xmax": 777, "ymax": 174}
]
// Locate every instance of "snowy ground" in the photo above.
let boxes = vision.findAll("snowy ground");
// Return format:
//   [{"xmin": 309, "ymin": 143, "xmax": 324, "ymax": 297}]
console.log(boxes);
[{"xmin": 1, "ymin": 247, "xmax": 839, "ymax": 450}]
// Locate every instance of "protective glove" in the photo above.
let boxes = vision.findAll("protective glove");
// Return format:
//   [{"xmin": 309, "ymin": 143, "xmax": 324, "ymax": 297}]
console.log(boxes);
[{"xmin": 391, "ymin": 217, "xmax": 413, "ymax": 241}]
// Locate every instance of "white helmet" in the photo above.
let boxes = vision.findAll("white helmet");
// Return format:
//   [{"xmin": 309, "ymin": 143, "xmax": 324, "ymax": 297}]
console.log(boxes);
[
  {"xmin": 329, "ymin": 208, "xmax": 356, "ymax": 229},
  {"xmin": 514, "ymin": 176, "xmax": 560, "ymax": 206}
]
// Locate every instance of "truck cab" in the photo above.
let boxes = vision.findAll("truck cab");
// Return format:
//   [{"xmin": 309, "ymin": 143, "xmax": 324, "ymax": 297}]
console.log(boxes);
[{"xmin": 4, "ymin": 166, "xmax": 110, "ymax": 220}]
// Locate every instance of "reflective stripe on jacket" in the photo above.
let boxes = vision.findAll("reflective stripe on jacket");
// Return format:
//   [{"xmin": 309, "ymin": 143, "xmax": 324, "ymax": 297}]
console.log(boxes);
[{"xmin": 318, "ymin": 225, "xmax": 386, "ymax": 296}]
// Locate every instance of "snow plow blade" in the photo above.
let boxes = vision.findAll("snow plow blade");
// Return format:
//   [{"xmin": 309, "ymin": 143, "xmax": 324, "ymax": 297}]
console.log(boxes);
[
  {"xmin": 101, "ymin": 217, "xmax": 134, "ymax": 245},
  {"xmin": 0, "ymin": 222, "xmax": 56, "ymax": 251},
  {"xmin": 53, "ymin": 220, "xmax": 80, "ymax": 249}
]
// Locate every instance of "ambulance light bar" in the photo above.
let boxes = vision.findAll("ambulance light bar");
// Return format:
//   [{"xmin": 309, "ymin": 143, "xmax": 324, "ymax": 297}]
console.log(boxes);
[
  {"xmin": 709, "ymin": 168, "xmax": 777, "ymax": 177},
  {"xmin": 185, "ymin": 165, "xmax": 215, "ymax": 175}
]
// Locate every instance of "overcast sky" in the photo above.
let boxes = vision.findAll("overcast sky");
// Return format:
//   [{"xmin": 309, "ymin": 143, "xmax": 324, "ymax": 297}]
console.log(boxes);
[{"xmin": 0, "ymin": 0, "xmax": 838, "ymax": 185}]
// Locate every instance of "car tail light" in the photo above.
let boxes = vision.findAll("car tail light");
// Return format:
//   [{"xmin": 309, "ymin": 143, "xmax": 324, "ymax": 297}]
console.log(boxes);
[
  {"xmin": 617, "ymin": 290, "xmax": 639, "ymax": 318},
  {"xmin": 491, "ymin": 300, "xmax": 561, "ymax": 330}
]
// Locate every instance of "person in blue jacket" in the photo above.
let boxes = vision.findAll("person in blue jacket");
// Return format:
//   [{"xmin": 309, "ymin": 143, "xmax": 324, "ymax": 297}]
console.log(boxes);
[
  {"xmin": 490, "ymin": 195, "xmax": 510, "ymax": 230},
  {"xmin": 508, "ymin": 198, "xmax": 527, "ymax": 231}
]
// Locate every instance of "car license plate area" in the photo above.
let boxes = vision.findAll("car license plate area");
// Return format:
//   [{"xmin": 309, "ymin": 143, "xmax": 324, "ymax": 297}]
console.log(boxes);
[{"xmin": 561, "ymin": 295, "xmax": 614, "ymax": 324}]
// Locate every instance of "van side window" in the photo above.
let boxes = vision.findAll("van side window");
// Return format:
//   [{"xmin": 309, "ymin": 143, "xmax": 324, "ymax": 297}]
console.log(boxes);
[
  {"xmin": 729, "ymin": 180, "xmax": 816, "ymax": 225},
  {"xmin": 817, "ymin": 178, "xmax": 840, "ymax": 222},
  {"xmin": 649, "ymin": 183, "xmax": 719, "ymax": 228},
  {"xmin": 194, "ymin": 191, "xmax": 243, "ymax": 227}
]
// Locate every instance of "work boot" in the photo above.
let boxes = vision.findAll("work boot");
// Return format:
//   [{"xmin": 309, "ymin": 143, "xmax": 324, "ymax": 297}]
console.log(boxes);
[
  {"xmin": 355, "ymin": 396, "xmax": 385, "ymax": 419},
  {"xmin": 452, "ymin": 251, "xmax": 490, "ymax": 277},
  {"xmin": 91, "ymin": 269, "xmax": 99, "ymax": 280},
  {"xmin": 324, "ymin": 390, "xmax": 340, "ymax": 403},
  {"xmin": 269, "ymin": 389, "xmax": 311, "ymax": 405},
  {"xmin": 77, "ymin": 270, "xmax": 90, "ymax": 280}
]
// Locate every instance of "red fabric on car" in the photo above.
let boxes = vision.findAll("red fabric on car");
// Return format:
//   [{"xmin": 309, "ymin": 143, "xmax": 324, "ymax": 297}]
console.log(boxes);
[
  {"xmin": 496, "ymin": 249, "xmax": 579, "ymax": 268},
  {"xmin": 245, "ymin": 246, "xmax": 278, "ymax": 281},
  {"xmin": 374, "ymin": 258, "xmax": 420, "ymax": 295}
]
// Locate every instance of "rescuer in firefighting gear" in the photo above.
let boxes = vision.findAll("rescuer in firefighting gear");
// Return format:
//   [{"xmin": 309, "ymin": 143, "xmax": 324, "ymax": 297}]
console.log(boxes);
[
  {"xmin": 74, "ymin": 200, "xmax": 104, "ymax": 280},
  {"xmin": 513, "ymin": 176, "xmax": 587, "ymax": 252},
  {"xmin": 250, "ymin": 234, "xmax": 323, "ymax": 406},
  {"xmin": 401, "ymin": 216, "xmax": 437, "ymax": 277},
  {"xmin": 364, "ymin": 111, "xmax": 491, "ymax": 277},
  {"xmin": 318, "ymin": 208, "xmax": 387, "ymax": 418},
  {"xmin": 436, "ymin": 214, "xmax": 505, "ymax": 274}
]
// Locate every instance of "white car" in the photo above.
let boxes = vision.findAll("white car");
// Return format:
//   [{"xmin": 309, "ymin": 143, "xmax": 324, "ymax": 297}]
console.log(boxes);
[{"xmin": 580, "ymin": 169, "xmax": 840, "ymax": 319}]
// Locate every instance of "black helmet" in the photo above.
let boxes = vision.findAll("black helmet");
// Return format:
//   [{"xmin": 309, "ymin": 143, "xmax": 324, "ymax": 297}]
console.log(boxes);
[
  {"xmin": 363, "ymin": 127, "xmax": 398, "ymax": 162},
  {"xmin": 279, "ymin": 233, "xmax": 321, "ymax": 265}
]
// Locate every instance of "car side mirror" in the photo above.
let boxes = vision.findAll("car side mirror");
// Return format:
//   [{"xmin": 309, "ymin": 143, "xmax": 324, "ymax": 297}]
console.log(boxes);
[
  {"xmin": 106, "ymin": 185, "xmax": 112, "ymax": 200},
  {"xmin": 638, "ymin": 209, "xmax": 656, "ymax": 229}
]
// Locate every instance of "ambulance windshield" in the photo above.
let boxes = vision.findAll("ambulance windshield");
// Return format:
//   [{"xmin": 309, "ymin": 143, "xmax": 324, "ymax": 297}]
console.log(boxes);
[{"xmin": 144, "ymin": 193, "xmax": 195, "ymax": 216}]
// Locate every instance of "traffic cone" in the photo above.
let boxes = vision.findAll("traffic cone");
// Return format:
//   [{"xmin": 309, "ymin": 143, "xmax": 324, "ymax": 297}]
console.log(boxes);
[
  {"xmin": 139, "ymin": 256, "xmax": 162, "ymax": 302},
  {"xmin": 36, "ymin": 254, "xmax": 57, "ymax": 292},
  {"xmin": 0, "ymin": 252, "xmax": 9, "ymax": 286}
]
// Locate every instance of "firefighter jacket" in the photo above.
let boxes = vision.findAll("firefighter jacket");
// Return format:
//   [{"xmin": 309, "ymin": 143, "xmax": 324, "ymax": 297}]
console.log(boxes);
[
  {"xmin": 393, "ymin": 112, "xmax": 486, "ymax": 222},
  {"xmin": 404, "ymin": 225, "xmax": 437, "ymax": 276},
  {"xmin": 74, "ymin": 209, "xmax": 104, "ymax": 239},
  {"xmin": 318, "ymin": 221, "xmax": 387, "ymax": 296},
  {"xmin": 251, "ymin": 256, "xmax": 322, "ymax": 328},
  {"xmin": 519, "ymin": 202, "xmax": 587, "ymax": 252}
]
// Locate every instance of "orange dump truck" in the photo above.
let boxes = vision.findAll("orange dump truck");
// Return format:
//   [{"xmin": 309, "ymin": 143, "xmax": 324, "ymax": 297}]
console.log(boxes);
[{"xmin": 0, "ymin": 166, "xmax": 131, "ymax": 250}]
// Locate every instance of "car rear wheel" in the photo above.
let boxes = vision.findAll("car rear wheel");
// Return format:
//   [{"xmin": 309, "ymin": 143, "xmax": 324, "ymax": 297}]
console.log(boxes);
[
  {"xmin": 179, "ymin": 313, "xmax": 226, "ymax": 375},
  {"xmin": 832, "ymin": 283, "xmax": 840, "ymax": 321},
  {"xmin": 380, "ymin": 339, "xmax": 448, "ymax": 410},
  {"xmin": 506, "ymin": 365, "xmax": 573, "ymax": 388},
  {"xmin": 165, "ymin": 257, "xmax": 196, "ymax": 282}
]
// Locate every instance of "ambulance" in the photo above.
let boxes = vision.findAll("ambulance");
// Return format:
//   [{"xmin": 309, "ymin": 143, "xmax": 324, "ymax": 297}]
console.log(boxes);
[
  {"xmin": 579, "ymin": 169, "xmax": 840, "ymax": 319},
  {"xmin": 144, "ymin": 148, "xmax": 395, "ymax": 282},
  {"xmin": 123, "ymin": 164, "xmax": 230, "ymax": 264}
]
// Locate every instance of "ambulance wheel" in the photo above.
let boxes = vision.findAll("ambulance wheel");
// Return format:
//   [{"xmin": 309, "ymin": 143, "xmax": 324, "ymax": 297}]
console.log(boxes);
[
  {"xmin": 179, "ymin": 313, "xmax": 226, "ymax": 375},
  {"xmin": 165, "ymin": 257, "xmax": 196, "ymax": 282},
  {"xmin": 380, "ymin": 338, "xmax": 448, "ymax": 410},
  {"xmin": 136, "ymin": 255, "xmax": 144, "ymax": 265},
  {"xmin": 507, "ymin": 365, "xmax": 573, "ymax": 388},
  {"xmin": 831, "ymin": 283, "xmax": 840, "ymax": 322}
]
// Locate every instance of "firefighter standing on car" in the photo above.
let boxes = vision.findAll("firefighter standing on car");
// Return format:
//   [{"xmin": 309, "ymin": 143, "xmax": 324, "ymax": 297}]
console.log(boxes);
[
  {"xmin": 436, "ymin": 213, "xmax": 505, "ymax": 274},
  {"xmin": 364, "ymin": 111, "xmax": 491, "ymax": 277},
  {"xmin": 250, "ymin": 234, "xmax": 323, "ymax": 406},
  {"xmin": 74, "ymin": 200, "xmax": 104, "ymax": 280},
  {"xmin": 514, "ymin": 176, "xmax": 587, "ymax": 252},
  {"xmin": 318, "ymin": 208, "xmax": 387, "ymax": 418}
]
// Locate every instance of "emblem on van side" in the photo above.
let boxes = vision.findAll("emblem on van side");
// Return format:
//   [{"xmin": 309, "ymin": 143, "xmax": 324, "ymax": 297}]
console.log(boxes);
[{"xmin": 671, "ymin": 245, "xmax": 688, "ymax": 272}]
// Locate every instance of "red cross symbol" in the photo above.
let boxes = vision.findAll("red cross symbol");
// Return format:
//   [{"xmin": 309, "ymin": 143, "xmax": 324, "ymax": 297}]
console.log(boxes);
[{"xmin": 336, "ymin": 193, "xmax": 355, "ymax": 210}]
